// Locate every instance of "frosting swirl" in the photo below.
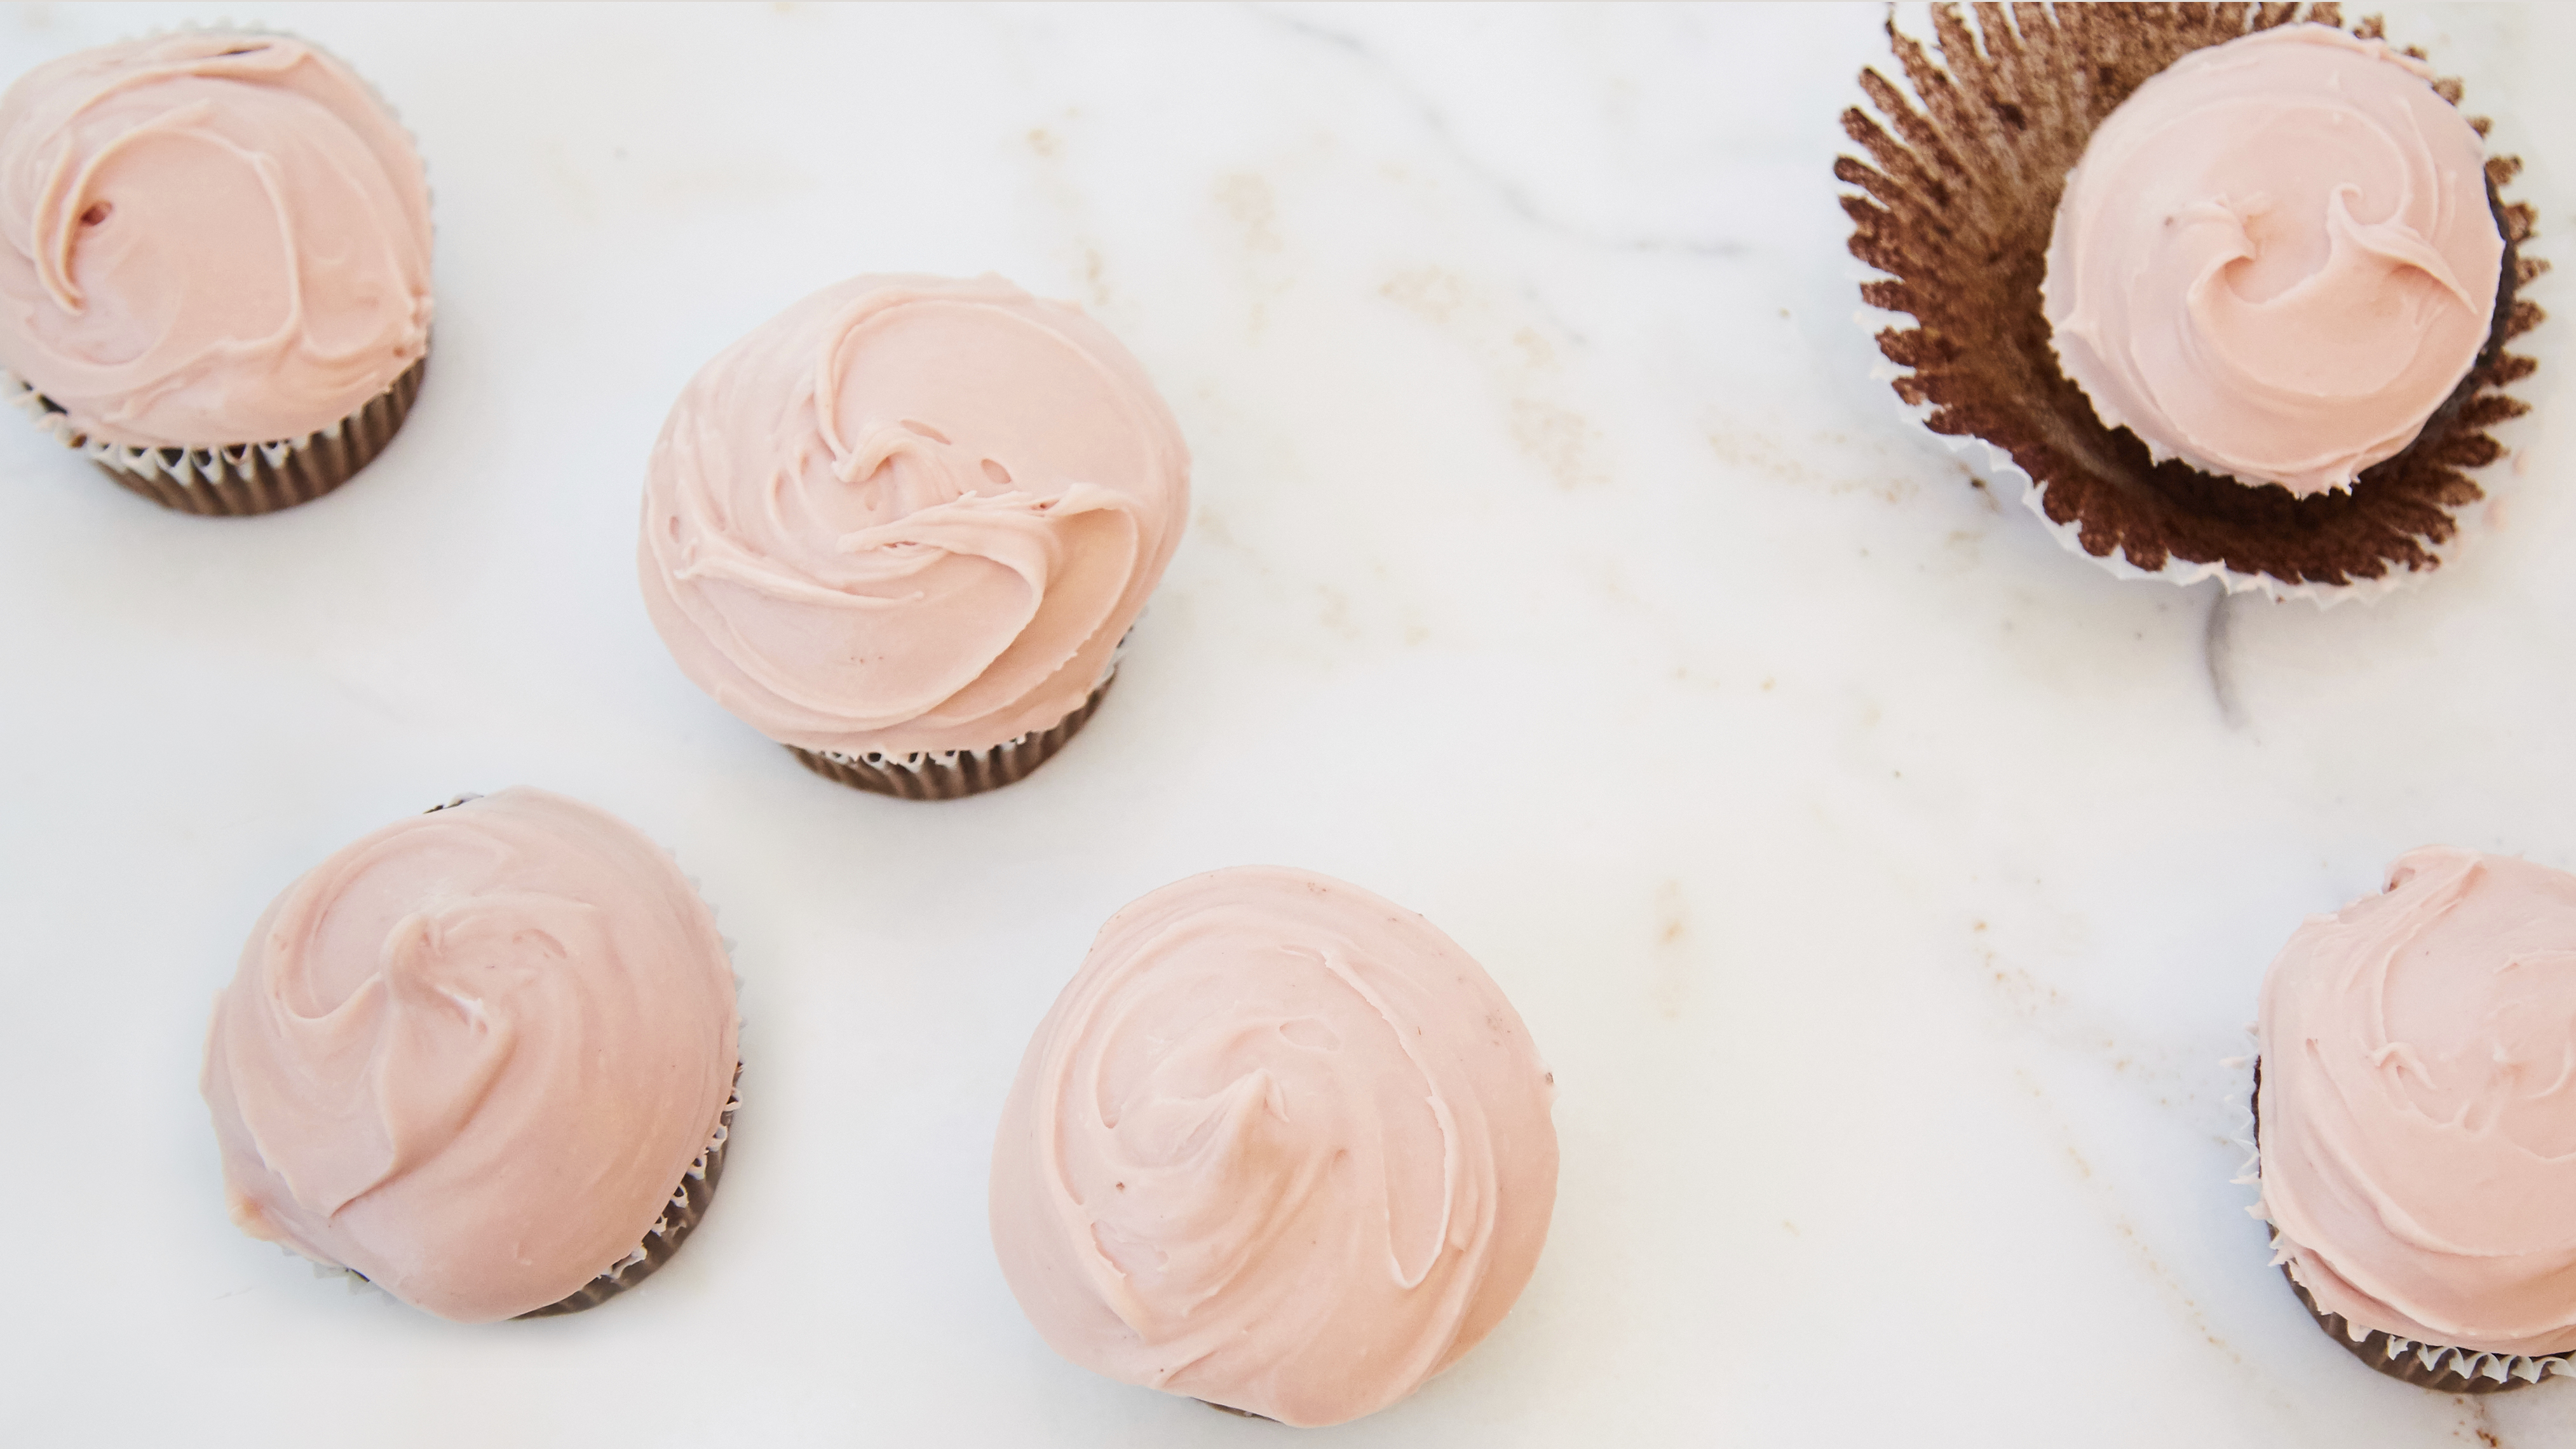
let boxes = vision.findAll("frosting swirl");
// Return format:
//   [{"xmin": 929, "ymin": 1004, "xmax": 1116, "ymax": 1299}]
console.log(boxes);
[
  {"xmin": 200, "ymin": 789, "xmax": 738, "ymax": 1324},
  {"xmin": 2041, "ymin": 25, "xmax": 2502, "ymax": 496},
  {"xmin": 0, "ymin": 32, "xmax": 433, "ymax": 448},
  {"xmin": 2258, "ymin": 847, "xmax": 2576, "ymax": 1354},
  {"xmin": 989, "ymin": 867, "xmax": 1557, "ymax": 1427},
  {"xmin": 639, "ymin": 273, "xmax": 1188, "ymax": 758}
]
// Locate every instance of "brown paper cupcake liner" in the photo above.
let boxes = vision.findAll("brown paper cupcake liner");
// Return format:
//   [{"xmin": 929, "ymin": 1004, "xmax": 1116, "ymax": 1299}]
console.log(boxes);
[
  {"xmin": 2246, "ymin": 1058, "xmax": 2572, "ymax": 1391},
  {"xmin": 1839, "ymin": 4, "xmax": 2545, "ymax": 599},
  {"xmin": 788, "ymin": 670, "xmax": 1116, "ymax": 801},
  {"xmin": 4, "ymin": 351, "xmax": 426, "ymax": 517},
  {"xmin": 2278, "ymin": 1263, "xmax": 2568, "ymax": 1394}
]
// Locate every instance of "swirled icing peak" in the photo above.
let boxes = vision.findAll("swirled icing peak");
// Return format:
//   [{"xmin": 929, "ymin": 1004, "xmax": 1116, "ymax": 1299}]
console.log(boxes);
[
  {"xmin": 639, "ymin": 273, "xmax": 1188, "ymax": 759},
  {"xmin": 2258, "ymin": 847, "xmax": 2576, "ymax": 1354},
  {"xmin": 989, "ymin": 867, "xmax": 1557, "ymax": 1427},
  {"xmin": 2040, "ymin": 24, "xmax": 2502, "ymax": 496},
  {"xmin": 200, "ymin": 789, "xmax": 738, "ymax": 1324},
  {"xmin": 0, "ymin": 31, "xmax": 433, "ymax": 448}
]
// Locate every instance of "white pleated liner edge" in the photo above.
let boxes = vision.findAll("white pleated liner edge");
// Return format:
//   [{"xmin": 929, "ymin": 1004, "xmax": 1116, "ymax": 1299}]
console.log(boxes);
[
  {"xmin": 2, "ymin": 367, "xmax": 362, "ymax": 484},
  {"xmin": 2225, "ymin": 1048, "xmax": 2572, "ymax": 1385},
  {"xmin": 812, "ymin": 622, "xmax": 1135, "ymax": 772}
]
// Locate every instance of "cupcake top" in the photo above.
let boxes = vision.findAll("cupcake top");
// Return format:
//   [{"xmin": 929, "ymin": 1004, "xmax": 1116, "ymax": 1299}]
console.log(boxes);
[
  {"xmin": 2042, "ymin": 24, "xmax": 2502, "ymax": 497},
  {"xmin": 989, "ymin": 867, "xmax": 1557, "ymax": 1427},
  {"xmin": 2257, "ymin": 847, "xmax": 2576, "ymax": 1356},
  {"xmin": 200, "ymin": 788, "xmax": 738, "ymax": 1324},
  {"xmin": 639, "ymin": 273, "xmax": 1189, "ymax": 759},
  {"xmin": 0, "ymin": 31, "xmax": 433, "ymax": 450}
]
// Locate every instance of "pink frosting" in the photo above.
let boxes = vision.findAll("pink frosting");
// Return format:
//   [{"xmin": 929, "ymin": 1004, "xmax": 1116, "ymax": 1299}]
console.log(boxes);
[
  {"xmin": 2258, "ymin": 847, "xmax": 2576, "ymax": 1355},
  {"xmin": 0, "ymin": 31, "xmax": 433, "ymax": 449},
  {"xmin": 2042, "ymin": 25, "xmax": 2501, "ymax": 496},
  {"xmin": 200, "ymin": 789, "xmax": 738, "ymax": 1324},
  {"xmin": 989, "ymin": 867, "xmax": 1558, "ymax": 1427},
  {"xmin": 639, "ymin": 273, "xmax": 1188, "ymax": 759}
]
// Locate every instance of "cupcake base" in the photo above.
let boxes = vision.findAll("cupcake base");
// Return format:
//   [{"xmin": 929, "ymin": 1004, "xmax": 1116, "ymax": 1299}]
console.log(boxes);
[
  {"xmin": 518, "ymin": 1069, "xmax": 740, "ymax": 1318},
  {"xmin": 2281, "ymin": 1265, "xmax": 2568, "ymax": 1394},
  {"xmin": 787, "ymin": 674, "xmax": 1114, "ymax": 801},
  {"xmin": 2251, "ymin": 1058, "xmax": 2571, "ymax": 1392},
  {"xmin": 1839, "ymin": 4, "xmax": 2544, "ymax": 597},
  {"xmin": 6, "ymin": 353, "xmax": 427, "ymax": 517}
]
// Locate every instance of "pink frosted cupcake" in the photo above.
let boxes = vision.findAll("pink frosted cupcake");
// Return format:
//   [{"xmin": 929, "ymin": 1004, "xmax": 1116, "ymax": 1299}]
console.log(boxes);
[
  {"xmin": 1842, "ymin": 8, "xmax": 2541, "ymax": 598},
  {"xmin": 2254, "ymin": 848, "xmax": 2576, "ymax": 1390},
  {"xmin": 201, "ymin": 789, "xmax": 739, "ymax": 1322},
  {"xmin": 0, "ymin": 31, "xmax": 433, "ymax": 515},
  {"xmin": 639, "ymin": 273, "xmax": 1189, "ymax": 800},
  {"xmin": 991, "ymin": 867, "xmax": 1558, "ymax": 1425}
]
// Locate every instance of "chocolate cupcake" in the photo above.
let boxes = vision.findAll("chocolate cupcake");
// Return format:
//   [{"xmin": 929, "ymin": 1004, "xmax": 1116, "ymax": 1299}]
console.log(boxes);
[
  {"xmin": 2251, "ymin": 848, "xmax": 2576, "ymax": 1391},
  {"xmin": 639, "ymin": 273, "xmax": 1188, "ymax": 800},
  {"xmin": 989, "ymin": 867, "xmax": 1558, "ymax": 1426},
  {"xmin": 201, "ymin": 789, "xmax": 739, "ymax": 1322},
  {"xmin": 1840, "ymin": 5, "xmax": 2542, "ymax": 599},
  {"xmin": 0, "ymin": 31, "xmax": 433, "ymax": 515}
]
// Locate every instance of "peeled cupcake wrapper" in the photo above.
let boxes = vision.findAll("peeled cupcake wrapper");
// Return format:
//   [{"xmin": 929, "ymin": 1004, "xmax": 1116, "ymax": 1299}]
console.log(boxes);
[
  {"xmin": 2235, "ymin": 1054, "xmax": 2575, "ymax": 1391},
  {"xmin": 1838, "ymin": 3, "xmax": 2545, "ymax": 602},
  {"xmin": 788, "ymin": 629, "xmax": 1131, "ymax": 802},
  {"xmin": 4, "ymin": 355, "xmax": 426, "ymax": 517}
]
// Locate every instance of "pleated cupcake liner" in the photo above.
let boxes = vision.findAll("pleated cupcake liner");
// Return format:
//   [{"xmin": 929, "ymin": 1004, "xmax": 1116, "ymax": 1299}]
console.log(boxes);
[
  {"xmin": 788, "ymin": 632, "xmax": 1128, "ymax": 801},
  {"xmin": 6, "ymin": 352, "xmax": 426, "ymax": 516},
  {"xmin": 1838, "ymin": 3, "xmax": 2545, "ymax": 601}
]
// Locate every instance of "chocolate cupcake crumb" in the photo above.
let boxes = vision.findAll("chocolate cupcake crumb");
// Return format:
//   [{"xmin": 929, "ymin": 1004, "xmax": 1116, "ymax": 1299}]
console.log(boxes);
[{"xmin": 1838, "ymin": 3, "xmax": 2544, "ymax": 592}]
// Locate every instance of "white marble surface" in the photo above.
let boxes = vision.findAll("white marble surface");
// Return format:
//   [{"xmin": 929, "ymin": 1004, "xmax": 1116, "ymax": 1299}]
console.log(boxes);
[{"xmin": 6, "ymin": 2, "xmax": 2576, "ymax": 1443}]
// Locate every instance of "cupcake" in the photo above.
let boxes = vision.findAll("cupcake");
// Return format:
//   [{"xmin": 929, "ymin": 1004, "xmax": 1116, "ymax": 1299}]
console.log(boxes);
[
  {"xmin": 0, "ymin": 31, "xmax": 433, "ymax": 516},
  {"xmin": 200, "ymin": 789, "xmax": 740, "ymax": 1323},
  {"xmin": 639, "ymin": 273, "xmax": 1189, "ymax": 801},
  {"xmin": 989, "ymin": 867, "xmax": 1558, "ymax": 1426},
  {"xmin": 1840, "ymin": 7, "xmax": 2542, "ymax": 599},
  {"xmin": 2253, "ymin": 847, "xmax": 2576, "ymax": 1390}
]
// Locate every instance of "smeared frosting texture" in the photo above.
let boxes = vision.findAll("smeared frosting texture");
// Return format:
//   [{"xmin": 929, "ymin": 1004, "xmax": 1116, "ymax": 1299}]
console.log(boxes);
[
  {"xmin": 2041, "ymin": 25, "xmax": 2501, "ymax": 496},
  {"xmin": 0, "ymin": 32, "xmax": 433, "ymax": 449},
  {"xmin": 990, "ymin": 867, "xmax": 1557, "ymax": 1427},
  {"xmin": 2258, "ymin": 847, "xmax": 2576, "ymax": 1354},
  {"xmin": 201, "ymin": 789, "xmax": 738, "ymax": 1324},
  {"xmin": 639, "ymin": 273, "xmax": 1188, "ymax": 759}
]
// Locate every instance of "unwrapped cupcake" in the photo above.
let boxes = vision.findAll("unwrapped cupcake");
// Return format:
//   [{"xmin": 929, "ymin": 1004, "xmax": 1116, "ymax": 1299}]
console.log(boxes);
[
  {"xmin": 0, "ymin": 31, "xmax": 433, "ymax": 515},
  {"xmin": 639, "ymin": 273, "xmax": 1189, "ymax": 800},
  {"xmin": 200, "ymin": 789, "xmax": 740, "ymax": 1322},
  {"xmin": 990, "ymin": 867, "xmax": 1558, "ymax": 1426},
  {"xmin": 1840, "ymin": 6, "xmax": 2542, "ymax": 599},
  {"xmin": 2253, "ymin": 847, "xmax": 2576, "ymax": 1391}
]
